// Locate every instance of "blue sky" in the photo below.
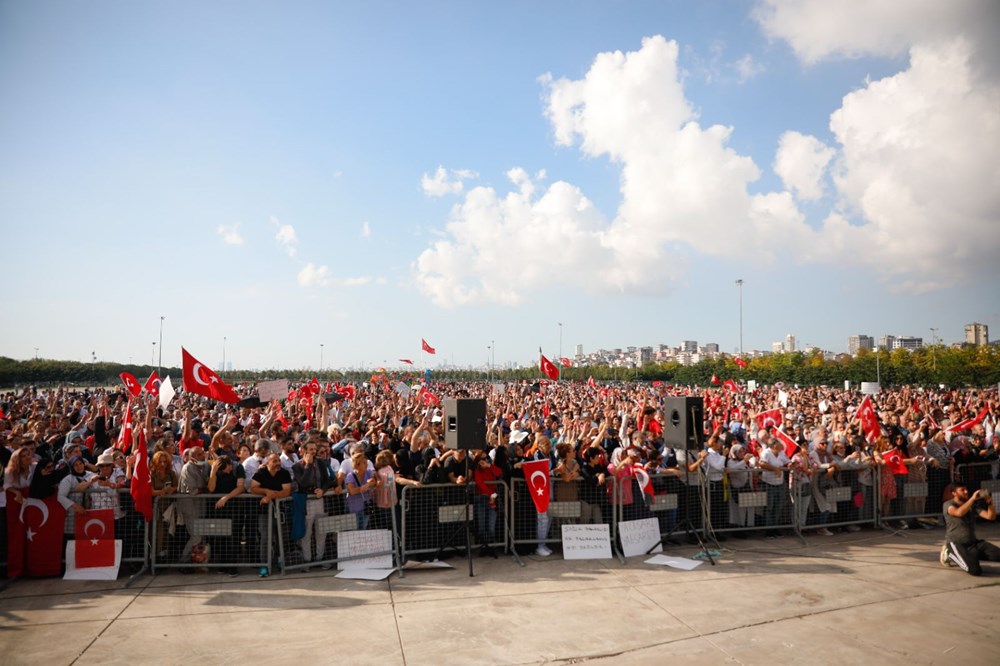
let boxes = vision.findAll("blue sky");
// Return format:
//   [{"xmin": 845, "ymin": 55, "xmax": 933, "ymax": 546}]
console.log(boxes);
[{"xmin": 1, "ymin": 1, "xmax": 997, "ymax": 372}]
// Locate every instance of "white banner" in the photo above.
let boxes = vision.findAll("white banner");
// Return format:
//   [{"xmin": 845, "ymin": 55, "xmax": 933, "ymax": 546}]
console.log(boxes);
[
  {"xmin": 257, "ymin": 379, "xmax": 289, "ymax": 403},
  {"xmin": 337, "ymin": 529, "xmax": 393, "ymax": 570},
  {"xmin": 618, "ymin": 518, "xmax": 663, "ymax": 557},
  {"xmin": 158, "ymin": 376, "xmax": 175, "ymax": 410},
  {"xmin": 561, "ymin": 524, "xmax": 612, "ymax": 560}
]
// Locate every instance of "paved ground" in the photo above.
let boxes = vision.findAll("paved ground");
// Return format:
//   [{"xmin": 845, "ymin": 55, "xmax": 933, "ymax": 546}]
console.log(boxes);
[{"xmin": 1, "ymin": 523, "xmax": 998, "ymax": 665}]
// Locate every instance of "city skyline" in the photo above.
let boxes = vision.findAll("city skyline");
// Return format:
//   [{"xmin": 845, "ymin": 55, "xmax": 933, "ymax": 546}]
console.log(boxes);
[{"xmin": 2, "ymin": 1, "xmax": 998, "ymax": 370}]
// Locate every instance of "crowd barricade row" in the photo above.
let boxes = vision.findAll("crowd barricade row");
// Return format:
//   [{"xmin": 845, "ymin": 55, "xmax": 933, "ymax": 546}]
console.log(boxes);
[
  {"xmin": 792, "ymin": 466, "xmax": 880, "ymax": 535},
  {"xmin": 510, "ymin": 476, "xmax": 624, "ymax": 563},
  {"xmin": 400, "ymin": 481, "xmax": 508, "ymax": 563},
  {"xmin": 872, "ymin": 460, "xmax": 943, "ymax": 529},
  {"xmin": 150, "ymin": 494, "xmax": 271, "ymax": 574},
  {"xmin": 698, "ymin": 468, "xmax": 797, "ymax": 538},
  {"xmin": 273, "ymin": 483, "xmax": 402, "ymax": 577}
]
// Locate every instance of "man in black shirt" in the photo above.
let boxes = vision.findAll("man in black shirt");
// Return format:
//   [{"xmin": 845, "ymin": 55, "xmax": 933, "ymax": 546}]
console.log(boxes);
[
  {"xmin": 942, "ymin": 483, "xmax": 999, "ymax": 575},
  {"xmin": 250, "ymin": 454, "xmax": 292, "ymax": 576}
]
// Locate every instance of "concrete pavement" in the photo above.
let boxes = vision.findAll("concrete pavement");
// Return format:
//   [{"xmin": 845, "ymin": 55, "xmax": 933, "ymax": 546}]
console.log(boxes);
[{"xmin": 1, "ymin": 523, "xmax": 998, "ymax": 665}]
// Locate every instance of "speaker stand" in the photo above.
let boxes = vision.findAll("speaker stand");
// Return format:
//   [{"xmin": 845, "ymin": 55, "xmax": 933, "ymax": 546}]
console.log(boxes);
[{"xmin": 431, "ymin": 454, "xmax": 476, "ymax": 577}]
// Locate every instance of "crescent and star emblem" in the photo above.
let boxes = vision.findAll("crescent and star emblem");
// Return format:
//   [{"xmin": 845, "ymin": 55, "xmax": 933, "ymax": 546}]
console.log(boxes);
[{"xmin": 20, "ymin": 498, "xmax": 50, "ymax": 541}]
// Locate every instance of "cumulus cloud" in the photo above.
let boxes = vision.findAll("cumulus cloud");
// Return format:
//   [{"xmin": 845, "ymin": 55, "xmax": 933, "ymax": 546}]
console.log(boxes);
[
  {"xmin": 216, "ymin": 223, "xmax": 244, "ymax": 246},
  {"xmin": 270, "ymin": 216, "xmax": 298, "ymax": 257},
  {"xmin": 753, "ymin": 0, "xmax": 985, "ymax": 64},
  {"xmin": 733, "ymin": 54, "xmax": 763, "ymax": 83},
  {"xmin": 416, "ymin": 10, "xmax": 1000, "ymax": 306},
  {"xmin": 297, "ymin": 263, "xmax": 332, "ymax": 287},
  {"xmin": 421, "ymin": 166, "xmax": 478, "ymax": 197},
  {"xmin": 773, "ymin": 131, "xmax": 835, "ymax": 201}
]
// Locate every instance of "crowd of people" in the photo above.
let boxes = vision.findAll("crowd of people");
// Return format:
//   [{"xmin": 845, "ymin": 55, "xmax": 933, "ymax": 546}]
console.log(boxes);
[{"xmin": 3, "ymin": 378, "xmax": 999, "ymax": 577}]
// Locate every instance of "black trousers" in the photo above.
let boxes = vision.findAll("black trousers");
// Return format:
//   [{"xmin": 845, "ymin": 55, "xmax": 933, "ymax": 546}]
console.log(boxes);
[{"xmin": 947, "ymin": 539, "xmax": 1000, "ymax": 576}]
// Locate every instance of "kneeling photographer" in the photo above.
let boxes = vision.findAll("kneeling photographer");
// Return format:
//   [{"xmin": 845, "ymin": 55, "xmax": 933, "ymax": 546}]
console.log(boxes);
[{"xmin": 942, "ymin": 483, "xmax": 999, "ymax": 576}]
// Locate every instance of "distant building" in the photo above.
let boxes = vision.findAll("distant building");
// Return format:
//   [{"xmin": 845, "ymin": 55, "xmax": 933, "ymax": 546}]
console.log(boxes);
[
  {"xmin": 878, "ymin": 335, "xmax": 896, "ymax": 350},
  {"xmin": 703, "ymin": 342, "xmax": 719, "ymax": 353},
  {"xmin": 575, "ymin": 343, "xmax": 584, "ymax": 358},
  {"xmin": 892, "ymin": 336, "xmax": 923, "ymax": 350},
  {"xmin": 783, "ymin": 334, "xmax": 796, "ymax": 353},
  {"xmin": 681, "ymin": 340, "xmax": 697, "ymax": 353},
  {"xmin": 965, "ymin": 322, "xmax": 988, "ymax": 346},
  {"xmin": 636, "ymin": 346, "xmax": 653, "ymax": 364},
  {"xmin": 848, "ymin": 334, "xmax": 874, "ymax": 356},
  {"xmin": 772, "ymin": 341, "xmax": 784, "ymax": 353}
]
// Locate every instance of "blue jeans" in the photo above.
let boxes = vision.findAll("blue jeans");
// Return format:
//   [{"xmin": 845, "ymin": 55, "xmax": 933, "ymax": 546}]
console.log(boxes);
[{"xmin": 474, "ymin": 495, "xmax": 497, "ymax": 544}]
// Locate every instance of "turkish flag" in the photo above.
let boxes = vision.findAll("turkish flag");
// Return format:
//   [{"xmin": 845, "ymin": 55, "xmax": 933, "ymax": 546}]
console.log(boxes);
[
  {"xmin": 648, "ymin": 418, "xmax": 662, "ymax": 436},
  {"xmin": 421, "ymin": 339, "xmax": 436, "ymax": 354},
  {"xmin": 723, "ymin": 379, "xmax": 739, "ymax": 393},
  {"xmin": 309, "ymin": 377, "xmax": 321, "ymax": 394},
  {"xmin": 882, "ymin": 449, "xmax": 908, "ymax": 475},
  {"xmin": 120, "ymin": 371, "xmax": 141, "ymax": 397},
  {"xmin": 339, "ymin": 384, "xmax": 357, "ymax": 401},
  {"xmin": 633, "ymin": 464, "xmax": 655, "ymax": 501},
  {"xmin": 539, "ymin": 352, "xmax": 560, "ymax": 381},
  {"xmin": 521, "ymin": 459, "xmax": 551, "ymax": 514},
  {"xmin": 421, "ymin": 388, "xmax": 439, "ymax": 406},
  {"xmin": 559, "ymin": 357, "xmax": 572, "ymax": 368},
  {"xmin": 324, "ymin": 382, "xmax": 333, "ymax": 393},
  {"xmin": 275, "ymin": 403, "xmax": 288, "ymax": 431},
  {"xmin": 117, "ymin": 398, "xmax": 134, "ymax": 452},
  {"xmin": 181, "ymin": 348, "xmax": 240, "ymax": 403},
  {"xmin": 399, "ymin": 359, "xmax": 414, "ymax": 365},
  {"xmin": 287, "ymin": 389, "xmax": 297, "ymax": 402},
  {"xmin": 588, "ymin": 376, "xmax": 597, "ymax": 389},
  {"xmin": 756, "ymin": 409, "xmax": 783, "ymax": 430},
  {"xmin": 772, "ymin": 428, "xmax": 799, "ymax": 458},
  {"xmin": 730, "ymin": 408, "xmax": 741, "ymax": 421},
  {"xmin": 856, "ymin": 396, "xmax": 882, "ymax": 442},
  {"xmin": 734, "ymin": 357, "xmax": 747, "ymax": 369},
  {"xmin": 711, "ymin": 374, "xmax": 721, "ymax": 386},
  {"xmin": 144, "ymin": 371, "xmax": 160, "ymax": 397},
  {"xmin": 946, "ymin": 407, "xmax": 989, "ymax": 433},
  {"xmin": 131, "ymin": 428, "xmax": 153, "ymax": 522},
  {"xmin": 652, "ymin": 380, "xmax": 663, "ymax": 388},
  {"xmin": 75, "ymin": 509, "xmax": 116, "ymax": 568},
  {"xmin": 17, "ymin": 495, "xmax": 66, "ymax": 577}
]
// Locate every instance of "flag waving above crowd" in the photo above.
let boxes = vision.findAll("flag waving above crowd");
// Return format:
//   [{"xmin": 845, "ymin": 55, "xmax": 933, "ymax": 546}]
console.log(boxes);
[{"xmin": 181, "ymin": 348, "xmax": 240, "ymax": 404}]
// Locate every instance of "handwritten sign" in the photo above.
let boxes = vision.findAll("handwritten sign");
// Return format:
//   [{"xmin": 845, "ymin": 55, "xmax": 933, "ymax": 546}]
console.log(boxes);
[
  {"xmin": 337, "ymin": 529, "xmax": 393, "ymax": 570},
  {"xmin": 618, "ymin": 518, "xmax": 663, "ymax": 557},
  {"xmin": 561, "ymin": 524, "xmax": 612, "ymax": 560},
  {"xmin": 257, "ymin": 379, "xmax": 289, "ymax": 403}
]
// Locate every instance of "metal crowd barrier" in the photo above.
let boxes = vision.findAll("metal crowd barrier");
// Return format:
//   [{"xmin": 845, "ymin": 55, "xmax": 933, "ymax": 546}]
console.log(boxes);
[
  {"xmin": 150, "ymin": 494, "xmax": 272, "ymax": 574},
  {"xmin": 700, "ymin": 467, "xmax": 796, "ymax": 539},
  {"xmin": 400, "ymin": 481, "xmax": 509, "ymax": 562},
  {"xmin": 955, "ymin": 462, "xmax": 1000, "ymax": 513},
  {"xmin": 791, "ymin": 466, "xmax": 880, "ymax": 535},
  {"xmin": 874, "ymin": 460, "xmax": 947, "ymax": 530},
  {"xmin": 510, "ymin": 476, "xmax": 623, "ymax": 562},
  {"xmin": 273, "ymin": 483, "xmax": 402, "ymax": 577}
]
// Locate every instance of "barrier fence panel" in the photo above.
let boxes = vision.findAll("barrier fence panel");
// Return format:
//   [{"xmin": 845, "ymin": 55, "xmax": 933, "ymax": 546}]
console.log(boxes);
[
  {"xmin": 400, "ymin": 481, "xmax": 507, "ymax": 561},
  {"xmin": 705, "ymin": 468, "xmax": 796, "ymax": 538},
  {"xmin": 793, "ymin": 466, "xmax": 880, "ymax": 536},
  {"xmin": 511, "ymin": 477, "xmax": 621, "ymax": 561},
  {"xmin": 150, "ymin": 494, "xmax": 272, "ymax": 574},
  {"xmin": 274, "ymin": 482, "xmax": 403, "ymax": 576}
]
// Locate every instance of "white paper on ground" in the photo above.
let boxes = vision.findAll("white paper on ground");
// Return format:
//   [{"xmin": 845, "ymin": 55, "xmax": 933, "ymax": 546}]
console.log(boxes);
[
  {"xmin": 643, "ymin": 554, "xmax": 703, "ymax": 570},
  {"xmin": 402, "ymin": 560, "xmax": 454, "ymax": 569},
  {"xmin": 335, "ymin": 568, "xmax": 394, "ymax": 580}
]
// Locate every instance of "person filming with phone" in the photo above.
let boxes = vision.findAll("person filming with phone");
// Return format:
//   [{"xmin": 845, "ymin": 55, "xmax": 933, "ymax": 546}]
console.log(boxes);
[{"xmin": 941, "ymin": 483, "xmax": 999, "ymax": 576}]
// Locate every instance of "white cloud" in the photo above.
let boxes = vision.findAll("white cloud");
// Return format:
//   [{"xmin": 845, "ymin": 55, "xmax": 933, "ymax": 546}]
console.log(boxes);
[
  {"xmin": 421, "ymin": 166, "xmax": 478, "ymax": 197},
  {"xmin": 270, "ymin": 216, "xmax": 298, "ymax": 257},
  {"xmin": 773, "ymin": 131, "xmax": 834, "ymax": 201},
  {"xmin": 733, "ymin": 54, "xmax": 763, "ymax": 83},
  {"xmin": 297, "ymin": 263, "xmax": 332, "ymax": 287},
  {"xmin": 415, "ymin": 25, "xmax": 1000, "ymax": 306},
  {"xmin": 216, "ymin": 223, "xmax": 244, "ymax": 246},
  {"xmin": 753, "ymin": 0, "xmax": 988, "ymax": 64},
  {"xmin": 361, "ymin": 221, "xmax": 371, "ymax": 239}
]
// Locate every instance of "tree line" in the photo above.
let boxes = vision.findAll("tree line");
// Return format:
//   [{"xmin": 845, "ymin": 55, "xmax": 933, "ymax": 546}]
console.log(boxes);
[{"xmin": 2, "ymin": 345, "xmax": 998, "ymax": 390}]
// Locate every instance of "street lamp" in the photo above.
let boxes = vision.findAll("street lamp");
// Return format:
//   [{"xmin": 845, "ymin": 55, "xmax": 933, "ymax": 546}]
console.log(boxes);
[
  {"xmin": 222, "ymin": 336, "xmax": 227, "ymax": 376},
  {"xmin": 320, "ymin": 343, "xmax": 324, "ymax": 372},
  {"xmin": 558, "ymin": 322, "xmax": 563, "ymax": 360},
  {"xmin": 158, "ymin": 316, "xmax": 165, "ymax": 373},
  {"xmin": 735, "ymin": 279, "xmax": 744, "ymax": 359},
  {"xmin": 152, "ymin": 342, "xmax": 156, "ymax": 366}
]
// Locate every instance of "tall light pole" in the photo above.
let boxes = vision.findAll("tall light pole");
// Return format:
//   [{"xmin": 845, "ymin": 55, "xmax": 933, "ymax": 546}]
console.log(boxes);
[
  {"xmin": 152, "ymin": 342, "xmax": 156, "ymax": 366},
  {"xmin": 320, "ymin": 343, "xmax": 324, "ymax": 372},
  {"xmin": 735, "ymin": 279, "xmax": 744, "ymax": 359},
  {"xmin": 222, "ymin": 336, "xmax": 227, "ymax": 376},
  {"xmin": 487, "ymin": 344, "xmax": 492, "ymax": 381},
  {"xmin": 158, "ymin": 316, "xmax": 164, "ymax": 373},
  {"xmin": 558, "ymin": 322, "xmax": 563, "ymax": 360},
  {"xmin": 929, "ymin": 327, "xmax": 938, "ymax": 372}
]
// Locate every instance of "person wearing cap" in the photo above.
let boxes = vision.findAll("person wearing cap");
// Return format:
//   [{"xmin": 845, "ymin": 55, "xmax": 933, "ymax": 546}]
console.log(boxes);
[{"xmin": 87, "ymin": 450, "xmax": 126, "ymax": 523}]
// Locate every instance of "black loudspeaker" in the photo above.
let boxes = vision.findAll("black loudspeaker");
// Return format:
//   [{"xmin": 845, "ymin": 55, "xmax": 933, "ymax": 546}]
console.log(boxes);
[
  {"xmin": 443, "ymin": 398, "xmax": 486, "ymax": 450},
  {"xmin": 663, "ymin": 396, "xmax": 704, "ymax": 451}
]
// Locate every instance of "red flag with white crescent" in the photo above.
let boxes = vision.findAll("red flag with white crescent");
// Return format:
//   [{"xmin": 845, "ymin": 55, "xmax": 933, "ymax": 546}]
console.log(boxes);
[
  {"xmin": 588, "ymin": 376, "xmax": 597, "ymax": 389},
  {"xmin": 144, "ymin": 371, "xmax": 160, "ymax": 397},
  {"xmin": 75, "ymin": 509, "xmax": 116, "ymax": 568},
  {"xmin": 559, "ymin": 357, "xmax": 572, "ymax": 368},
  {"xmin": 521, "ymin": 459, "xmax": 551, "ymax": 514},
  {"xmin": 340, "ymin": 384, "xmax": 357, "ymax": 401},
  {"xmin": 539, "ymin": 350, "xmax": 560, "ymax": 381},
  {"xmin": 772, "ymin": 427, "xmax": 799, "ymax": 458},
  {"xmin": 16, "ymin": 495, "xmax": 66, "ymax": 577},
  {"xmin": 120, "ymin": 371, "xmax": 141, "ymax": 397},
  {"xmin": 723, "ymin": 379, "xmax": 739, "ymax": 393},
  {"xmin": 711, "ymin": 374, "xmax": 721, "ymax": 386},
  {"xmin": 882, "ymin": 449, "xmax": 909, "ymax": 475},
  {"xmin": 309, "ymin": 377, "xmax": 321, "ymax": 394},
  {"xmin": 181, "ymin": 348, "xmax": 240, "ymax": 404},
  {"xmin": 734, "ymin": 357, "xmax": 747, "ymax": 369},
  {"xmin": 400, "ymin": 359, "xmax": 414, "ymax": 365},
  {"xmin": 116, "ymin": 399, "xmax": 134, "ymax": 452},
  {"xmin": 633, "ymin": 464, "xmax": 655, "ymax": 501},
  {"xmin": 856, "ymin": 396, "xmax": 882, "ymax": 442},
  {"xmin": 756, "ymin": 408, "xmax": 783, "ymax": 431},
  {"xmin": 421, "ymin": 339, "xmax": 436, "ymax": 354},
  {"xmin": 946, "ymin": 407, "xmax": 989, "ymax": 433}
]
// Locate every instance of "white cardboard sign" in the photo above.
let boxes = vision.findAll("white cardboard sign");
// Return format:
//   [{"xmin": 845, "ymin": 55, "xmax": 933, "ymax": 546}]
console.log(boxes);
[
  {"xmin": 618, "ymin": 518, "xmax": 663, "ymax": 557},
  {"xmin": 337, "ymin": 529, "xmax": 393, "ymax": 570},
  {"xmin": 561, "ymin": 524, "xmax": 612, "ymax": 560},
  {"xmin": 257, "ymin": 379, "xmax": 289, "ymax": 403}
]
